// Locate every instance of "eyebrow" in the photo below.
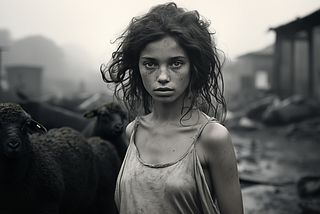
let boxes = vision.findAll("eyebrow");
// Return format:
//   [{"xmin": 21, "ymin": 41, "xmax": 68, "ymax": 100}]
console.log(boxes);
[{"xmin": 139, "ymin": 56, "xmax": 187, "ymax": 60}]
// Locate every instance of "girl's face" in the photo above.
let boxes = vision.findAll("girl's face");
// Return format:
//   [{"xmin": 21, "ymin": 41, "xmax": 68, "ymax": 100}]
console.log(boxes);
[{"xmin": 139, "ymin": 36, "xmax": 190, "ymax": 105}]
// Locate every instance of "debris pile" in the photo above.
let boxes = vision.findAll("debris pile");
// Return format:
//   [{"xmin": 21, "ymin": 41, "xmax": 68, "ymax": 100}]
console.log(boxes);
[{"xmin": 226, "ymin": 94, "xmax": 320, "ymax": 140}]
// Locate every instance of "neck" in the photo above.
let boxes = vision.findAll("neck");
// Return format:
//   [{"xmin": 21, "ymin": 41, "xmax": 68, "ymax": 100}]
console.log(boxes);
[{"xmin": 149, "ymin": 103, "xmax": 199, "ymax": 126}]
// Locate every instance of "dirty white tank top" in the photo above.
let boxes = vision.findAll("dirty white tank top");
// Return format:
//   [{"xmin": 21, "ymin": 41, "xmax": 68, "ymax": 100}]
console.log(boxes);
[{"xmin": 115, "ymin": 115, "xmax": 220, "ymax": 214}]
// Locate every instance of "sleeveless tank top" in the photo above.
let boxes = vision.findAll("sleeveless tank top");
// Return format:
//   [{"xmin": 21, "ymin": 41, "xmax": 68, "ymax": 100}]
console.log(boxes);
[{"xmin": 115, "ymin": 115, "xmax": 220, "ymax": 214}]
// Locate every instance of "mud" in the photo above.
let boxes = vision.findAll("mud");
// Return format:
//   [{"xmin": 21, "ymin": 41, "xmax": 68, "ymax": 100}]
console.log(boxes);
[{"xmin": 230, "ymin": 126, "xmax": 320, "ymax": 213}]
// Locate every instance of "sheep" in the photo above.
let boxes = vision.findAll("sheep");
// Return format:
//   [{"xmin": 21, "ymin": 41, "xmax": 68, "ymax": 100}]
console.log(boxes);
[
  {"xmin": 82, "ymin": 102, "xmax": 128, "ymax": 160},
  {"xmin": 87, "ymin": 136, "xmax": 121, "ymax": 214},
  {"xmin": 0, "ymin": 103, "xmax": 120, "ymax": 214}
]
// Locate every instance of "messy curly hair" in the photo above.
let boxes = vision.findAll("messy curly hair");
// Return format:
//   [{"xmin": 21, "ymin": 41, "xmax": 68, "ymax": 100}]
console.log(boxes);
[{"xmin": 101, "ymin": 2, "xmax": 226, "ymax": 122}]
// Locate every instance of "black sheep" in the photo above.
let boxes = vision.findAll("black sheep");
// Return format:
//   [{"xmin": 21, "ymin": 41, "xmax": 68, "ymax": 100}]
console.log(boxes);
[
  {"xmin": 82, "ymin": 102, "xmax": 128, "ymax": 160},
  {"xmin": 87, "ymin": 137, "xmax": 121, "ymax": 214},
  {"xmin": 0, "ymin": 103, "xmax": 120, "ymax": 214}
]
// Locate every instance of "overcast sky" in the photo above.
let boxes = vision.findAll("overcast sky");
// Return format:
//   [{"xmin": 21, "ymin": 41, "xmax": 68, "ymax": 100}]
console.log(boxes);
[{"xmin": 1, "ymin": 0, "xmax": 320, "ymax": 69}]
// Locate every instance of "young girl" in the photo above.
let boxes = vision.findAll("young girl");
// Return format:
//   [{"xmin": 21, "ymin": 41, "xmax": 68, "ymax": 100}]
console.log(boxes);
[{"xmin": 101, "ymin": 2, "xmax": 243, "ymax": 214}]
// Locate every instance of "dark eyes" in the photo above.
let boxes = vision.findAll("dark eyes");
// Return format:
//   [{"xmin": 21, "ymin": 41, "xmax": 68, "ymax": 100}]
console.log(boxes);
[
  {"xmin": 143, "ymin": 62, "xmax": 156, "ymax": 68},
  {"xmin": 171, "ymin": 61, "xmax": 183, "ymax": 67},
  {"xmin": 142, "ymin": 60, "xmax": 183, "ymax": 69}
]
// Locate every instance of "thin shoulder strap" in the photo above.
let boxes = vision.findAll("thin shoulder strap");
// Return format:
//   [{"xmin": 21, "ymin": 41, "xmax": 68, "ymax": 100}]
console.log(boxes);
[
  {"xmin": 133, "ymin": 116, "xmax": 142, "ymax": 131},
  {"xmin": 194, "ymin": 114, "xmax": 219, "ymax": 142},
  {"xmin": 127, "ymin": 116, "xmax": 142, "ymax": 146}
]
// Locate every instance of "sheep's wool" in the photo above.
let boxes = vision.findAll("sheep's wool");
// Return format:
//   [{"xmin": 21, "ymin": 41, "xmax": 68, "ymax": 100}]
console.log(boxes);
[{"xmin": 115, "ymin": 115, "xmax": 220, "ymax": 214}]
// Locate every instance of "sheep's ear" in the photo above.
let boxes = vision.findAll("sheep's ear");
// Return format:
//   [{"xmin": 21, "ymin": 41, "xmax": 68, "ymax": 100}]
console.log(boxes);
[
  {"xmin": 28, "ymin": 119, "xmax": 47, "ymax": 134},
  {"xmin": 82, "ymin": 110, "xmax": 97, "ymax": 118}
]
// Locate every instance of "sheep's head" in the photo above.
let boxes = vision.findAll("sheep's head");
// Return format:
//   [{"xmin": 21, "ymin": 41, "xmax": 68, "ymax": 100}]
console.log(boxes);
[
  {"xmin": 0, "ymin": 103, "xmax": 47, "ymax": 158},
  {"xmin": 83, "ymin": 102, "xmax": 127, "ymax": 138}
]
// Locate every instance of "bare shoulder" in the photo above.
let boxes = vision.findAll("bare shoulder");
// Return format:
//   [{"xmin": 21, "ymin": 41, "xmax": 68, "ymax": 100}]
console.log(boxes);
[
  {"xmin": 125, "ymin": 120, "xmax": 136, "ymax": 141},
  {"xmin": 196, "ymin": 121, "xmax": 233, "ymax": 161},
  {"xmin": 201, "ymin": 122, "xmax": 232, "ymax": 148}
]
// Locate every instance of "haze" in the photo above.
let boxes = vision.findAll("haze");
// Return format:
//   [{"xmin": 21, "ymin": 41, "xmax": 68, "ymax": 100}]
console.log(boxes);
[{"xmin": 1, "ymin": 0, "xmax": 320, "ymax": 95}]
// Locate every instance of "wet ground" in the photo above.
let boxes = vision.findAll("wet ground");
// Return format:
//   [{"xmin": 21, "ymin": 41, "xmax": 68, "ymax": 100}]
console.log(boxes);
[{"xmin": 230, "ymin": 126, "xmax": 320, "ymax": 214}]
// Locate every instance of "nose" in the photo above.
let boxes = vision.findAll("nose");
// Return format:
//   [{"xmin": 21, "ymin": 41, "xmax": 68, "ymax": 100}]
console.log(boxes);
[
  {"xmin": 114, "ymin": 124, "xmax": 124, "ymax": 132},
  {"xmin": 8, "ymin": 141, "xmax": 20, "ymax": 149},
  {"xmin": 157, "ymin": 66, "xmax": 170, "ymax": 84}
]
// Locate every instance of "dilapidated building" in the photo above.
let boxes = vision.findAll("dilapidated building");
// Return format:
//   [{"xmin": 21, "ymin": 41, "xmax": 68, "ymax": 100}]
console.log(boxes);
[
  {"xmin": 270, "ymin": 9, "xmax": 320, "ymax": 102},
  {"xmin": 223, "ymin": 45, "xmax": 274, "ymax": 110}
]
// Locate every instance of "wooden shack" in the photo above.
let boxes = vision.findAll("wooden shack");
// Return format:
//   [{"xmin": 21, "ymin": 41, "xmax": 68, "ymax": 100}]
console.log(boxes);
[{"xmin": 270, "ymin": 9, "xmax": 320, "ymax": 101}]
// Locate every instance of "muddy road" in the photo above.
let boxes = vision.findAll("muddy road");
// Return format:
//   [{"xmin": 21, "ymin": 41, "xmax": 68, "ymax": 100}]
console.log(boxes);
[{"xmin": 230, "ymin": 126, "xmax": 320, "ymax": 213}]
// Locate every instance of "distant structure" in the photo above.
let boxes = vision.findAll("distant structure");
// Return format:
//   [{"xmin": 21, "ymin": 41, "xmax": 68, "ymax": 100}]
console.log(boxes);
[
  {"xmin": 227, "ymin": 45, "xmax": 273, "ymax": 92},
  {"xmin": 5, "ymin": 65, "xmax": 42, "ymax": 102},
  {"xmin": 270, "ymin": 8, "xmax": 320, "ymax": 102},
  {"xmin": 223, "ymin": 45, "xmax": 274, "ymax": 108}
]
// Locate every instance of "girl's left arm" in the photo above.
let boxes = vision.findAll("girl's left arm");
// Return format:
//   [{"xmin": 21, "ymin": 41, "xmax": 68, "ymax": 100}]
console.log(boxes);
[{"xmin": 201, "ymin": 123, "xmax": 244, "ymax": 214}]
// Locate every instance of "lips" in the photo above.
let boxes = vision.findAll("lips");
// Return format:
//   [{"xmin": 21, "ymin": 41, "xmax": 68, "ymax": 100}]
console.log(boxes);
[
  {"xmin": 154, "ymin": 87, "xmax": 173, "ymax": 92},
  {"xmin": 154, "ymin": 87, "xmax": 174, "ymax": 97}
]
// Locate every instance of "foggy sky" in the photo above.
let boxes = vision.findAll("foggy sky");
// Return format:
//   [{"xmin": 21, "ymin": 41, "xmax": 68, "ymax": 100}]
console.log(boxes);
[{"xmin": 1, "ymin": 0, "xmax": 320, "ymax": 70}]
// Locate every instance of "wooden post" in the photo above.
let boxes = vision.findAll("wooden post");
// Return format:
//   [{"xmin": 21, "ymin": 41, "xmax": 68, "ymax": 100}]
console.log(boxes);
[
  {"xmin": 290, "ymin": 37, "xmax": 295, "ymax": 95},
  {"xmin": 307, "ymin": 28, "xmax": 314, "ymax": 98},
  {"xmin": 273, "ymin": 32, "xmax": 282, "ymax": 97}
]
